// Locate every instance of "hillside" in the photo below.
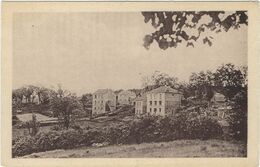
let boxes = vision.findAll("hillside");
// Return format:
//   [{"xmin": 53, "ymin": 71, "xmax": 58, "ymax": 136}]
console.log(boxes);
[{"xmin": 23, "ymin": 139, "xmax": 246, "ymax": 158}]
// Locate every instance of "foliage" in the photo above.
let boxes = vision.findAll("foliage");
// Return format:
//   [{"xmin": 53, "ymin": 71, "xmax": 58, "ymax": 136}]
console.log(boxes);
[
  {"xmin": 213, "ymin": 63, "xmax": 247, "ymax": 99},
  {"xmin": 141, "ymin": 71, "xmax": 178, "ymax": 90},
  {"xmin": 189, "ymin": 71, "xmax": 214, "ymax": 100},
  {"xmin": 12, "ymin": 136, "xmax": 36, "ymax": 157},
  {"xmin": 226, "ymin": 90, "xmax": 247, "ymax": 142},
  {"xmin": 12, "ymin": 85, "xmax": 57, "ymax": 107},
  {"xmin": 51, "ymin": 95, "xmax": 82, "ymax": 129},
  {"xmin": 142, "ymin": 11, "xmax": 248, "ymax": 50},
  {"xmin": 12, "ymin": 111, "xmax": 225, "ymax": 157},
  {"xmin": 24, "ymin": 114, "xmax": 40, "ymax": 136},
  {"xmin": 179, "ymin": 63, "xmax": 247, "ymax": 101},
  {"xmin": 80, "ymin": 93, "xmax": 92, "ymax": 116}
]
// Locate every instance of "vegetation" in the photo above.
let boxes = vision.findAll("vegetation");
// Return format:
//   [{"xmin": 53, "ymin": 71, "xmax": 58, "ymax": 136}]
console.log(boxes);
[
  {"xmin": 142, "ymin": 11, "xmax": 248, "ymax": 49},
  {"xmin": 13, "ymin": 111, "xmax": 224, "ymax": 157},
  {"xmin": 24, "ymin": 114, "xmax": 40, "ymax": 136},
  {"xmin": 12, "ymin": 63, "xmax": 247, "ymax": 157}
]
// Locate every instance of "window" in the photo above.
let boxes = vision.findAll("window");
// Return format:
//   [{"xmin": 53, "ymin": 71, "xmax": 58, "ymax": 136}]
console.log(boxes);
[
  {"xmin": 95, "ymin": 95, "xmax": 97, "ymax": 98},
  {"xmin": 154, "ymin": 101, "xmax": 157, "ymax": 105},
  {"xmin": 150, "ymin": 108, "xmax": 152, "ymax": 112},
  {"xmin": 159, "ymin": 93, "xmax": 162, "ymax": 99},
  {"xmin": 159, "ymin": 108, "xmax": 161, "ymax": 112},
  {"xmin": 94, "ymin": 107, "xmax": 96, "ymax": 110},
  {"xmin": 150, "ymin": 101, "xmax": 152, "ymax": 105},
  {"xmin": 159, "ymin": 101, "xmax": 162, "ymax": 105},
  {"xmin": 154, "ymin": 108, "xmax": 157, "ymax": 112}
]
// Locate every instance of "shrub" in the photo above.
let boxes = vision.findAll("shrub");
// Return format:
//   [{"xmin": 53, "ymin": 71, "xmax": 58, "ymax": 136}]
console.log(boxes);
[
  {"xmin": 34, "ymin": 131, "xmax": 60, "ymax": 151},
  {"xmin": 82, "ymin": 128, "xmax": 106, "ymax": 145},
  {"xmin": 55, "ymin": 129, "xmax": 84, "ymax": 149},
  {"xmin": 12, "ymin": 136, "xmax": 36, "ymax": 157},
  {"xmin": 12, "ymin": 111, "xmax": 225, "ymax": 157},
  {"xmin": 183, "ymin": 111, "xmax": 223, "ymax": 140},
  {"xmin": 50, "ymin": 125, "xmax": 63, "ymax": 131},
  {"xmin": 105, "ymin": 123, "xmax": 130, "ymax": 144}
]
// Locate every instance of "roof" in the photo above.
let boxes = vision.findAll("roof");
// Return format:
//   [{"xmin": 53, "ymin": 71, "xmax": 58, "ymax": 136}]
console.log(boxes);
[
  {"xmin": 93, "ymin": 89, "xmax": 114, "ymax": 95},
  {"xmin": 146, "ymin": 86, "xmax": 179, "ymax": 94},
  {"xmin": 118, "ymin": 90, "xmax": 136, "ymax": 96},
  {"xmin": 212, "ymin": 92, "xmax": 226, "ymax": 102},
  {"xmin": 134, "ymin": 94, "xmax": 147, "ymax": 101}
]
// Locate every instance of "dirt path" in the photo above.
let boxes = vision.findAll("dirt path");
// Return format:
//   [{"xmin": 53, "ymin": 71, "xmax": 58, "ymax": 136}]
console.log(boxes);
[{"xmin": 23, "ymin": 139, "xmax": 246, "ymax": 158}]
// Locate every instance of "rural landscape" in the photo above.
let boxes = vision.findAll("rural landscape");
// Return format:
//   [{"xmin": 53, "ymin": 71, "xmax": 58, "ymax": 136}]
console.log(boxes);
[{"xmin": 12, "ymin": 11, "xmax": 248, "ymax": 158}]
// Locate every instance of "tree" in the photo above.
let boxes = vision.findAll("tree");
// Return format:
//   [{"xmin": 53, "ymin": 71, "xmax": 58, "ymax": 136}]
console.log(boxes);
[
  {"xmin": 189, "ymin": 70, "xmax": 214, "ymax": 100},
  {"xmin": 51, "ymin": 85, "xmax": 81, "ymax": 129},
  {"xmin": 141, "ymin": 71, "xmax": 178, "ymax": 90},
  {"xmin": 12, "ymin": 88, "xmax": 24, "ymax": 105},
  {"xmin": 227, "ymin": 90, "xmax": 247, "ymax": 142},
  {"xmin": 25, "ymin": 114, "xmax": 40, "ymax": 136},
  {"xmin": 213, "ymin": 63, "xmax": 246, "ymax": 99},
  {"xmin": 81, "ymin": 93, "xmax": 92, "ymax": 116},
  {"xmin": 51, "ymin": 94, "xmax": 81, "ymax": 129},
  {"xmin": 23, "ymin": 86, "xmax": 35, "ymax": 103},
  {"xmin": 142, "ymin": 11, "xmax": 248, "ymax": 50}
]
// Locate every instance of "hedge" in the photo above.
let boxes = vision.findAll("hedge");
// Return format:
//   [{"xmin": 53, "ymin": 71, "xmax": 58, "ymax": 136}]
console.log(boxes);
[{"xmin": 13, "ymin": 112, "xmax": 223, "ymax": 157}]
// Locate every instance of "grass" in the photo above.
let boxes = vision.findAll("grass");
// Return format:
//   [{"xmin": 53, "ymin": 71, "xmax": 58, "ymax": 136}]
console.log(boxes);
[{"xmin": 22, "ymin": 139, "xmax": 246, "ymax": 158}]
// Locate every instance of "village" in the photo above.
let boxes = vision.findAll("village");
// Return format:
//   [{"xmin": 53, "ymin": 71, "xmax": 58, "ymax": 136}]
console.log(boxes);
[
  {"xmin": 12, "ymin": 68, "xmax": 247, "ymax": 158},
  {"xmin": 13, "ymin": 85, "xmax": 230, "ymax": 123},
  {"xmin": 10, "ymin": 11, "xmax": 248, "ymax": 158}
]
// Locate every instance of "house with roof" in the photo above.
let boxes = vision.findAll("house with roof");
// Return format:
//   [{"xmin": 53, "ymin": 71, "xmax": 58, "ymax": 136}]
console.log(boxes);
[
  {"xmin": 134, "ymin": 94, "xmax": 147, "ymax": 116},
  {"xmin": 146, "ymin": 86, "xmax": 184, "ymax": 117},
  {"xmin": 117, "ymin": 90, "xmax": 136, "ymax": 105},
  {"xmin": 92, "ymin": 89, "xmax": 116, "ymax": 115}
]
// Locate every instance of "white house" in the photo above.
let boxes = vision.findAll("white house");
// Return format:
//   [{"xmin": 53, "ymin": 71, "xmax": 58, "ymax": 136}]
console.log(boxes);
[
  {"xmin": 134, "ymin": 94, "xmax": 147, "ymax": 116},
  {"xmin": 146, "ymin": 86, "xmax": 183, "ymax": 117}
]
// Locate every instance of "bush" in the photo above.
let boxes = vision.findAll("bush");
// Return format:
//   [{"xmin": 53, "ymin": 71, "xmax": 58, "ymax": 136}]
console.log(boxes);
[
  {"xmin": 105, "ymin": 123, "xmax": 130, "ymax": 144},
  {"xmin": 12, "ymin": 111, "xmax": 225, "ymax": 157},
  {"xmin": 12, "ymin": 136, "xmax": 36, "ymax": 157},
  {"xmin": 34, "ymin": 131, "xmax": 60, "ymax": 151},
  {"xmin": 56, "ymin": 129, "xmax": 84, "ymax": 149},
  {"xmin": 12, "ymin": 129, "xmax": 86, "ymax": 157},
  {"xmin": 183, "ymin": 112, "xmax": 223, "ymax": 140}
]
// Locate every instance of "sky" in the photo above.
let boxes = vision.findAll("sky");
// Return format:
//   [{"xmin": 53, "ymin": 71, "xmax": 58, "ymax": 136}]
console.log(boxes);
[{"xmin": 13, "ymin": 12, "xmax": 247, "ymax": 95}]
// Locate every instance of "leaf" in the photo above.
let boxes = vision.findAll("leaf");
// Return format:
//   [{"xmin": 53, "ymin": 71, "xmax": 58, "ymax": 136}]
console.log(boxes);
[
  {"xmin": 142, "ymin": 11, "xmax": 247, "ymax": 50},
  {"xmin": 143, "ymin": 35, "xmax": 154, "ymax": 49},
  {"xmin": 203, "ymin": 37, "xmax": 212, "ymax": 46},
  {"xmin": 186, "ymin": 42, "xmax": 194, "ymax": 47}
]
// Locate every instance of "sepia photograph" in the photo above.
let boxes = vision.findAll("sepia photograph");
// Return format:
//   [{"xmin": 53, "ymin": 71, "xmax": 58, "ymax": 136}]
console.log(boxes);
[{"xmin": 10, "ymin": 10, "xmax": 249, "ymax": 158}]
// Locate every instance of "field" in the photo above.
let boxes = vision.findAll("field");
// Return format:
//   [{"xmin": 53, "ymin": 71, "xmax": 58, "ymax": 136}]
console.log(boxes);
[
  {"xmin": 16, "ymin": 113, "xmax": 54, "ymax": 122},
  {"xmin": 23, "ymin": 139, "xmax": 246, "ymax": 158}
]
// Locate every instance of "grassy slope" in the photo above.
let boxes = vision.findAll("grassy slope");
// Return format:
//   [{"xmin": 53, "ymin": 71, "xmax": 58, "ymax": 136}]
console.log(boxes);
[{"xmin": 23, "ymin": 139, "xmax": 246, "ymax": 158}]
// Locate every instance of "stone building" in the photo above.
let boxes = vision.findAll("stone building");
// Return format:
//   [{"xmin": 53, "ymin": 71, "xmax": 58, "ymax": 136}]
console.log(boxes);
[{"xmin": 92, "ymin": 89, "xmax": 116, "ymax": 115}]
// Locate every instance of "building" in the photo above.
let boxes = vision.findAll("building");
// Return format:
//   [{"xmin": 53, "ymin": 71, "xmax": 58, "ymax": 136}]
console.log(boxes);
[
  {"xmin": 134, "ymin": 94, "xmax": 147, "ymax": 116},
  {"xmin": 117, "ymin": 90, "xmax": 136, "ymax": 105},
  {"xmin": 211, "ymin": 92, "xmax": 226, "ymax": 105},
  {"xmin": 146, "ymin": 86, "xmax": 183, "ymax": 117},
  {"xmin": 92, "ymin": 89, "xmax": 116, "ymax": 115},
  {"xmin": 210, "ymin": 92, "xmax": 230, "ymax": 119}
]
